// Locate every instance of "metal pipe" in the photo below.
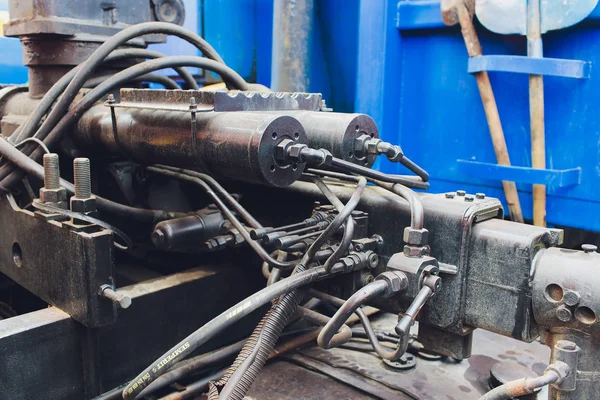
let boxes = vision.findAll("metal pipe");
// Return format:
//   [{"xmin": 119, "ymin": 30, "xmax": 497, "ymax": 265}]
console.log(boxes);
[
  {"xmin": 296, "ymin": 306, "xmax": 352, "ymax": 348},
  {"xmin": 478, "ymin": 370, "xmax": 560, "ymax": 400},
  {"xmin": 317, "ymin": 280, "xmax": 388, "ymax": 349},
  {"xmin": 271, "ymin": 0, "xmax": 314, "ymax": 92}
]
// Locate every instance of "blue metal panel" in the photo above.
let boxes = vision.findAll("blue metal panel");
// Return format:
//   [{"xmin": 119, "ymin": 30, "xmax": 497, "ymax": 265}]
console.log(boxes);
[
  {"xmin": 456, "ymin": 160, "xmax": 581, "ymax": 190},
  {"xmin": 0, "ymin": 37, "xmax": 28, "ymax": 85},
  {"xmin": 367, "ymin": 0, "xmax": 600, "ymax": 231},
  {"xmin": 468, "ymin": 55, "xmax": 591, "ymax": 79}
]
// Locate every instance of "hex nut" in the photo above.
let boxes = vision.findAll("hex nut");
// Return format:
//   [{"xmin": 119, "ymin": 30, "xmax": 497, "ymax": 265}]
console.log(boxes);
[
  {"xmin": 403, "ymin": 227, "xmax": 429, "ymax": 246},
  {"xmin": 375, "ymin": 271, "xmax": 408, "ymax": 296},
  {"xmin": 456, "ymin": 190, "xmax": 466, "ymax": 196},
  {"xmin": 366, "ymin": 138, "xmax": 382, "ymax": 155},
  {"xmin": 275, "ymin": 139, "xmax": 294, "ymax": 160},
  {"xmin": 403, "ymin": 245, "xmax": 429, "ymax": 258},
  {"xmin": 70, "ymin": 196, "xmax": 97, "ymax": 213},
  {"xmin": 39, "ymin": 187, "xmax": 67, "ymax": 204},
  {"xmin": 354, "ymin": 134, "xmax": 372, "ymax": 152},
  {"xmin": 475, "ymin": 193, "xmax": 486, "ymax": 199},
  {"xmin": 386, "ymin": 145, "xmax": 404, "ymax": 162}
]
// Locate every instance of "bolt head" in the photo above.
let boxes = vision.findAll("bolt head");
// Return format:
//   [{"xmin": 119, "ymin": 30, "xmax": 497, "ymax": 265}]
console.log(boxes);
[
  {"xmin": 456, "ymin": 190, "xmax": 466, "ymax": 196},
  {"xmin": 445, "ymin": 192, "xmax": 455, "ymax": 199},
  {"xmin": 556, "ymin": 305, "xmax": 573, "ymax": 322},
  {"xmin": 556, "ymin": 340, "xmax": 577, "ymax": 351},
  {"xmin": 403, "ymin": 227, "xmax": 429, "ymax": 246},
  {"xmin": 70, "ymin": 196, "xmax": 97, "ymax": 213},
  {"xmin": 275, "ymin": 139, "xmax": 294, "ymax": 161},
  {"xmin": 563, "ymin": 290, "xmax": 581, "ymax": 307},
  {"xmin": 476, "ymin": 193, "xmax": 486, "ymax": 199},
  {"xmin": 464, "ymin": 195, "xmax": 474, "ymax": 202}
]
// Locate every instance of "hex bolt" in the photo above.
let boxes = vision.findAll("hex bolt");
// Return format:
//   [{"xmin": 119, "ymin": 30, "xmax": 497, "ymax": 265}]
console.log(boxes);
[
  {"xmin": 99, "ymin": 284, "xmax": 131, "ymax": 309},
  {"xmin": 465, "ymin": 195, "xmax": 474, "ymax": 202},
  {"xmin": 456, "ymin": 190, "xmax": 466, "ymax": 196},
  {"xmin": 73, "ymin": 158, "xmax": 92, "ymax": 199},
  {"xmin": 43, "ymin": 153, "xmax": 60, "ymax": 190},
  {"xmin": 367, "ymin": 252, "xmax": 379, "ymax": 268},
  {"xmin": 563, "ymin": 290, "xmax": 581, "ymax": 307},
  {"xmin": 475, "ymin": 193, "xmax": 486, "ymax": 199},
  {"xmin": 582, "ymin": 244, "xmax": 597, "ymax": 253},
  {"xmin": 556, "ymin": 305, "xmax": 573, "ymax": 322},
  {"xmin": 445, "ymin": 192, "xmax": 455, "ymax": 199},
  {"xmin": 106, "ymin": 93, "xmax": 116, "ymax": 104}
]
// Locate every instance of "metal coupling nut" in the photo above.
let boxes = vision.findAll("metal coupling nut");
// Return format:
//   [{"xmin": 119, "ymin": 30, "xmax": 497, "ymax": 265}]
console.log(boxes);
[
  {"xmin": 403, "ymin": 227, "xmax": 429, "ymax": 246},
  {"xmin": 545, "ymin": 361, "xmax": 571, "ymax": 384},
  {"xmin": 375, "ymin": 271, "xmax": 408, "ymax": 297},
  {"xmin": 403, "ymin": 244, "xmax": 430, "ymax": 258},
  {"xmin": 366, "ymin": 138, "xmax": 383, "ymax": 155}
]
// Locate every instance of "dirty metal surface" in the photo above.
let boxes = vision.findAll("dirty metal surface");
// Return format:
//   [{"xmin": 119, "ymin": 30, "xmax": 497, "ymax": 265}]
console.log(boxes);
[{"xmin": 247, "ymin": 314, "xmax": 550, "ymax": 400}]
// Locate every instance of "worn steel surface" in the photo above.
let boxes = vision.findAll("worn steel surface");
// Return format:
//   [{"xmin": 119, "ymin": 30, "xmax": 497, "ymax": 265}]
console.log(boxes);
[
  {"xmin": 0, "ymin": 195, "xmax": 116, "ymax": 327},
  {"xmin": 0, "ymin": 267, "xmax": 257, "ymax": 399}
]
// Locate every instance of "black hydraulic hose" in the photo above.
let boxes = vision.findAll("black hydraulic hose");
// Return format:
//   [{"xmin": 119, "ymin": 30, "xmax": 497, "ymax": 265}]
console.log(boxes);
[
  {"xmin": 156, "ymin": 165, "xmax": 261, "ymax": 229},
  {"xmin": 317, "ymin": 280, "xmax": 388, "ymax": 349},
  {"xmin": 159, "ymin": 369, "xmax": 227, "ymax": 400},
  {"xmin": 0, "ymin": 57, "xmax": 247, "ymax": 190},
  {"xmin": 9, "ymin": 47, "xmax": 197, "ymax": 148},
  {"xmin": 135, "ymin": 340, "xmax": 246, "ymax": 399},
  {"xmin": 0, "ymin": 137, "xmax": 182, "ymax": 223},
  {"xmin": 84, "ymin": 73, "xmax": 181, "ymax": 90},
  {"xmin": 214, "ymin": 179, "xmax": 366, "ymax": 400},
  {"xmin": 121, "ymin": 264, "xmax": 341, "ymax": 400},
  {"xmin": 148, "ymin": 167, "xmax": 297, "ymax": 270},
  {"xmin": 4, "ymin": 22, "xmax": 223, "ymax": 172},
  {"xmin": 102, "ymin": 48, "xmax": 198, "ymax": 89}
]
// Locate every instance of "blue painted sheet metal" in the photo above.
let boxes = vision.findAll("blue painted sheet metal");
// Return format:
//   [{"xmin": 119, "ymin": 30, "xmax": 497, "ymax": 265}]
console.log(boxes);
[
  {"xmin": 456, "ymin": 160, "xmax": 581, "ymax": 191},
  {"xmin": 354, "ymin": 0, "xmax": 600, "ymax": 231},
  {"xmin": 468, "ymin": 55, "xmax": 591, "ymax": 79}
]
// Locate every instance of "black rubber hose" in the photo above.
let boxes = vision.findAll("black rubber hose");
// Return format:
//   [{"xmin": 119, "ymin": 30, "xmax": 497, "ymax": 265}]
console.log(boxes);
[
  {"xmin": 135, "ymin": 339, "xmax": 245, "ymax": 399},
  {"xmin": 0, "ymin": 57, "xmax": 247, "ymax": 190},
  {"xmin": 0, "ymin": 137, "xmax": 182, "ymax": 223},
  {"xmin": 9, "ymin": 47, "xmax": 197, "ymax": 147},
  {"xmin": 5, "ymin": 21, "xmax": 222, "ymax": 165},
  {"xmin": 215, "ymin": 179, "xmax": 366, "ymax": 400},
  {"xmin": 84, "ymin": 73, "xmax": 181, "ymax": 89},
  {"xmin": 121, "ymin": 264, "xmax": 341, "ymax": 400}
]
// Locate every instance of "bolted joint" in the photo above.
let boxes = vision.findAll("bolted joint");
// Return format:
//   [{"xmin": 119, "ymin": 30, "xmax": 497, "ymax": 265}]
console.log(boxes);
[
  {"xmin": 555, "ymin": 305, "xmax": 573, "ymax": 322},
  {"xmin": 422, "ymin": 274, "xmax": 442, "ymax": 293},
  {"xmin": 353, "ymin": 134, "xmax": 372, "ymax": 154},
  {"xmin": 545, "ymin": 361, "xmax": 571, "ymax": 385},
  {"xmin": 403, "ymin": 244, "xmax": 430, "ymax": 258},
  {"xmin": 375, "ymin": 271, "xmax": 409, "ymax": 297},
  {"xmin": 39, "ymin": 187, "xmax": 67, "ymax": 207},
  {"xmin": 275, "ymin": 139, "xmax": 299, "ymax": 161},
  {"xmin": 99, "ymin": 284, "xmax": 131, "ymax": 309},
  {"xmin": 403, "ymin": 227, "xmax": 429, "ymax": 246},
  {"xmin": 70, "ymin": 196, "xmax": 97, "ymax": 214}
]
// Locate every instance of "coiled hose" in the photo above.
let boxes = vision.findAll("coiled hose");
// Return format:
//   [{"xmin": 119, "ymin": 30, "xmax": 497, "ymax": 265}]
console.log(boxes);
[{"xmin": 213, "ymin": 178, "xmax": 367, "ymax": 399}]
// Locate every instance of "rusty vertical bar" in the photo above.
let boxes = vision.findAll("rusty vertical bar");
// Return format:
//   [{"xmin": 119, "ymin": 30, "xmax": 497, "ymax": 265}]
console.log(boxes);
[
  {"xmin": 528, "ymin": 0, "xmax": 546, "ymax": 227},
  {"xmin": 452, "ymin": 3, "xmax": 524, "ymax": 223},
  {"xmin": 271, "ymin": 0, "xmax": 314, "ymax": 92}
]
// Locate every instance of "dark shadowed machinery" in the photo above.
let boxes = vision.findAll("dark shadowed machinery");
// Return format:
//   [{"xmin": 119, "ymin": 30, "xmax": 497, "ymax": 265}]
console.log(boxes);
[{"xmin": 0, "ymin": 1, "xmax": 598, "ymax": 400}]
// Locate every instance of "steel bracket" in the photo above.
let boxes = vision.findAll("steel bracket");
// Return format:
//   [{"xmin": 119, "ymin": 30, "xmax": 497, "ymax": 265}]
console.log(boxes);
[
  {"xmin": 468, "ymin": 55, "xmax": 591, "ymax": 79},
  {"xmin": 457, "ymin": 160, "xmax": 582, "ymax": 190}
]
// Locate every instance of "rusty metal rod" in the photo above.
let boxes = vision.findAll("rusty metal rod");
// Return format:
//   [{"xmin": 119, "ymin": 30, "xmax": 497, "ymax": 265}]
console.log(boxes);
[{"xmin": 443, "ymin": 1, "xmax": 524, "ymax": 223}]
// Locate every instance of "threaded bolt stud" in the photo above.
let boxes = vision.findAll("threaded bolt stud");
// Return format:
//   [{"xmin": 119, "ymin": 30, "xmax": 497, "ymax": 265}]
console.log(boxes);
[
  {"xmin": 43, "ymin": 153, "xmax": 60, "ymax": 190},
  {"xmin": 73, "ymin": 158, "xmax": 92, "ymax": 199}
]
